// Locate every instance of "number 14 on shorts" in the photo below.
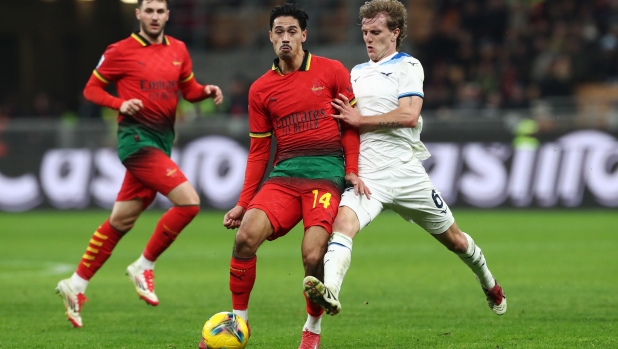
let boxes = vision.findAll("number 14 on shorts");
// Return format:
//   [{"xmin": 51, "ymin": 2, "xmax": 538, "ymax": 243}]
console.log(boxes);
[{"xmin": 312, "ymin": 190, "xmax": 332, "ymax": 209}]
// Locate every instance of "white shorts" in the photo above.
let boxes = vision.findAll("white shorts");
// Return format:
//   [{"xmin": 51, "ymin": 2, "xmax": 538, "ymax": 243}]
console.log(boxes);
[{"xmin": 340, "ymin": 157, "xmax": 455, "ymax": 234}]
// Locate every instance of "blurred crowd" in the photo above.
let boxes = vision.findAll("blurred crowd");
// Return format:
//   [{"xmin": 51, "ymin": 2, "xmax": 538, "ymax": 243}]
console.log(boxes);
[
  {"xmin": 2, "ymin": 0, "xmax": 618, "ymax": 121},
  {"xmin": 414, "ymin": 0, "xmax": 617, "ymax": 116}
]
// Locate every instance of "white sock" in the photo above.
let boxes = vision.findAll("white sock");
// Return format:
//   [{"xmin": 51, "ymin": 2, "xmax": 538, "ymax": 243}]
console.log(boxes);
[
  {"xmin": 303, "ymin": 314, "xmax": 321, "ymax": 334},
  {"xmin": 136, "ymin": 254, "xmax": 155, "ymax": 270},
  {"xmin": 233, "ymin": 309, "xmax": 248, "ymax": 323},
  {"xmin": 457, "ymin": 232, "xmax": 495, "ymax": 289},
  {"xmin": 323, "ymin": 232, "xmax": 353, "ymax": 297},
  {"xmin": 69, "ymin": 272, "xmax": 89, "ymax": 294}
]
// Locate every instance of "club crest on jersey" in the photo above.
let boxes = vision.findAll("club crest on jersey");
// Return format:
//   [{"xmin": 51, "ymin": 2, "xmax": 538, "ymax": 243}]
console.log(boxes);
[{"xmin": 311, "ymin": 81, "xmax": 325, "ymax": 96}]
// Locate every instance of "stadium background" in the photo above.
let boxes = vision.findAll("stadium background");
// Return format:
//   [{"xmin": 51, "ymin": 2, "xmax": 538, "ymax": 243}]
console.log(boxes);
[
  {"xmin": 1, "ymin": 1, "xmax": 617, "ymax": 348},
  {"xmin": 2, "ymin": 0, "xmax": 617, "ymax": 211}
]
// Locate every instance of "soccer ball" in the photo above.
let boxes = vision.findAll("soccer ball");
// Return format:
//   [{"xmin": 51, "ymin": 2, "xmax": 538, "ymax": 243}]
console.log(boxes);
[{"xmin": 201, "ymin": 312, "xmax": 249, "ymax": 349}]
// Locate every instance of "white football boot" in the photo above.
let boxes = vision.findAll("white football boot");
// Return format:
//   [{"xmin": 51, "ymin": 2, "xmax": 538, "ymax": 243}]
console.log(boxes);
[
  {"xmin": 480, "ymin": 278, "xmax": 507, "ymax": 315},
  {"xmin": 126, "ymin": 262, "xmax": 159, "ymax": 306},
  {"xmin": 303, "ymin": 276, "xmax": 341, "ymax": 316},
  {"xmin": 56, "ymin": 279, "xmax": 88, "ymax": 328}
]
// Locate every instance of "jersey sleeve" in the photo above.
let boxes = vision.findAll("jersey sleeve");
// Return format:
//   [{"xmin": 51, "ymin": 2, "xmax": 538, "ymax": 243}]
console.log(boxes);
[
  {"xmin": 236, "ymin": 136, "xmax": 271, "ymax": 208},
  {"xmin": 248, "ymin": 84, "xmax": 272, "ymax": 136},
  {"xmin": 179, "ymin": 40, "xmax": 195, "ymax": 83},
  {"xmin": 332, "ymin": 61, "xmax": 356, "ymax": 107},
  {"xmin": 397, "ymin": 59, "xmax": 424, "ymax": 99},
  {"xmin": 177, "ymin": 40, "xmax": 209, "ymax": 102},
  {"xmin": 93, "ymin": 43, "xmax": 123, "ymax": 84},
  {"xmin": 239, "ymin": 83, "xmax": 272, "ymax": 208}
]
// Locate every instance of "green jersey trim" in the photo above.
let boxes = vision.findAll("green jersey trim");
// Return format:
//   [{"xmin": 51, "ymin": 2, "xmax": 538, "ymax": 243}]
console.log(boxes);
[
  {"xmin": 269, "ymin": 155, "xmax": 345, "ymax": 191},
  {"xmin": 117, "ymin": 124, "xmax": 174, "ymax": 162}
]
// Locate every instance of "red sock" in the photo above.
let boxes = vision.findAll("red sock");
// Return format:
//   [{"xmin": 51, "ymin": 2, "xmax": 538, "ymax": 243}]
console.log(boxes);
[
  {"xmin": 305, "ymin": 293, "xmax": 325, "ymax": 318},
  {"xmin": 143, "ymin": 205, "xmax": 199, "ymax": 261},
  {"xmin": 75, "ymin": 219, "xmax": 125, "ymax": 280},
  {"xmin": 230, "ymin": 255, "xmax": 257, "ymax": 310}
]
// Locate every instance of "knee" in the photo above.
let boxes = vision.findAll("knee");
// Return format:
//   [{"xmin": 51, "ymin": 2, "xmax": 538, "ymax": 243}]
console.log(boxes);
[
  {"xmin": 178, "ymin": 190, "xmax": 200, "ymax": 206},
  {"xmin": 179, "ymin": 205, "xmax": 200, "ymax": 218},
  {"xmin": 234, "ymin": 228, "xmax": 260, "ymax": 257},
  {"xmin": 332, "ymin": 207, "xmax": 360, "ymax": 237},
  {"xmin": 331, "ymin": 219, "xmax": 349, "ymax": 236},
  {"xmin": 302, "ymin": 249, "xmax": 323, "ymax": 270},
  {"xmin": 109, "ymin": 214, "xmax": 137, "ymax": 232},
  {"xmin": 187, "ymin": 191, "xmax": 200, "ymax": 206},
  {"xmin": 168, "ymin": 183, "xmax": 200, "ymax": 206}
]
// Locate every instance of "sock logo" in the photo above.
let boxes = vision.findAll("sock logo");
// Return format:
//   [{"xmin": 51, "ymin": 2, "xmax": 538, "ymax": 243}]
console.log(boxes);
[{"xmin": 230, "ymin": 272, "xmax": 245, "ymax": 281}]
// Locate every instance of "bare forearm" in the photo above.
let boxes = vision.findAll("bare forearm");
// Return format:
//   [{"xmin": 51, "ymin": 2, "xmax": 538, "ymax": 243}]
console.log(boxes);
[
  {"xmin": 359, "ymin": 96, "xmax": 421, "ymax": 130},
  {"xmin": 359, "ymin": 108, "xmax": 418, "ymax": 130}
]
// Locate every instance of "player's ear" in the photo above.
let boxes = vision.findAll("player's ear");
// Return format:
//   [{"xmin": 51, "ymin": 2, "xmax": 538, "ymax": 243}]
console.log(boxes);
[
  {"xmin": 392, "ymin": 28, "xmax": 400, "ymax": 41},
  {"xmin": 135, "ymin": 8, "xmax": 141, "ymax": 20},
  {"xmin": 269, "ymin": 31, "xmax": 274, "ymax": 43},
  {"xmin": 301, "ymin": 30, "xmax": 307, "ymax": 43}
]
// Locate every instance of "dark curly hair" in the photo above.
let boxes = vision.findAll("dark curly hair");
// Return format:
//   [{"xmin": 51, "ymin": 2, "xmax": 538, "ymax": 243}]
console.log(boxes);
[{"xmin": 270, "ymin": 3, "xmax": 309, "ymax": 31}]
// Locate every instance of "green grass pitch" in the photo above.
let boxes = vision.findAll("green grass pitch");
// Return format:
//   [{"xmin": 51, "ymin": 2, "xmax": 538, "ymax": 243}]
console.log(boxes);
[{"xmin": 0, "ymin": 210, "xmax": 616, "ymax": 348}]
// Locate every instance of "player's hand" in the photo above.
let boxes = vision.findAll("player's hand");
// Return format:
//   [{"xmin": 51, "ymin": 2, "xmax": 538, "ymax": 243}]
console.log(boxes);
[
  {"xmin": 331, "ymin": 93, "xmax": 363, "ymax": 127},
  {"xmin": 223, "ymin": 205, "xmax": 245, "ymax": 229},
  {"xmin": 345, "ymin": 172, "xmax": 371, "ymax": 200},
  {"xmin": 120, "ymin": 99, "xmax": 144, "ymax": 116},
  {"xmin": 205, "ymin": 85, "xmax": 224, "ymax": 105}
]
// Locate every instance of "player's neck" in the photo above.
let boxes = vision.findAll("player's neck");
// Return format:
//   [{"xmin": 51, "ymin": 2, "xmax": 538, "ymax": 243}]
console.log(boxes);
[
  {"xmin": 278, "ymin": 50, "xmax": 305, "ymax": 74},
  {"xmin": 139, "ymin": 30, "xmax": 165, "ymax": 45},
  {"xmin": 372, "ymin": 48, "xmax": 397, "ymax": 63}
]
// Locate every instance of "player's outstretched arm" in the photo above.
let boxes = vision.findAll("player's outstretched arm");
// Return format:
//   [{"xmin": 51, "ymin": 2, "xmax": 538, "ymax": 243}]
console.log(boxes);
[
  {"xmin": 223, "ymin": 206, "xmax": 246, "ymax": 229},
  {"xmin": 331, "ymin": 94, "xmax": 364, "ymax": 128},
  {"xmin": 332, "ymin": 93, "xmax": 422, "ymax": 130}
]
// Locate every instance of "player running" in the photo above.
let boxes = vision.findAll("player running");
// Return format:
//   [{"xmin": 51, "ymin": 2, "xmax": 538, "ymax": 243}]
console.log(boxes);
[
  {"xmin": 199, "ymin": 4, "xmax": 368, "ymax": 349},
  {"xmin": 55, "ymin": 0, "xmax": 223, "ymax": 328},
  {"xmin": 303, "ymin": 0, "xmax": 507, "ymax": 318}
]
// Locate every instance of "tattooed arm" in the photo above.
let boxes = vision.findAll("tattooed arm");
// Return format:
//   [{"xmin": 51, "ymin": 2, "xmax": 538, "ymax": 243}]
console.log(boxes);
[{"xmin": 331, "ymin": 93, "xmax": 423, "ymax": 131}]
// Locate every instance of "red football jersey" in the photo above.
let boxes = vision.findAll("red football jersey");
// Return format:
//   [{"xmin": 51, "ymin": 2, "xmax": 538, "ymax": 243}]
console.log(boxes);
[
  {"xmin": 93, "ymin": 32, "xmax": 194, "ymax": 132},
  {"xmin": 248, "ymin": 51, "xmax": 356, "ymax": 164}
]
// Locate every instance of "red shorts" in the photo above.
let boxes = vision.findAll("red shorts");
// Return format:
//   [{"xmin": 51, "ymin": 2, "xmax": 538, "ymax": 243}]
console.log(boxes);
[
  {"xmin": 248, "ymin": 177, "xmax": 342, "ymax": 240},
  {"xmin": 116, "ymin": 147, "xmax": 188, "ymax": 209}
]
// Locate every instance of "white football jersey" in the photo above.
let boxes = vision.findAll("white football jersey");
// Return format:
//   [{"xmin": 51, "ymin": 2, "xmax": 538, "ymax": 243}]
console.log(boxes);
[{"xmin": 351, "ymin": 52, "xmax": 430, "ymax": 175}]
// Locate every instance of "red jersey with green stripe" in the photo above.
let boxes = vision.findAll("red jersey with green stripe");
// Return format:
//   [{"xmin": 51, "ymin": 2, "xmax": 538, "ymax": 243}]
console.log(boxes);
[
  {"xmin": 249, "ymin": 51, "xmax": 356, "ymax": 188},
  {"xmin": 93, "ymin": 32, "xmax": 194, "ymax": 161}
]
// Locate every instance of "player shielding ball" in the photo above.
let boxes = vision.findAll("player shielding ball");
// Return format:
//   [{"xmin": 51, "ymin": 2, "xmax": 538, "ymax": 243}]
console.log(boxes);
[
  {"xmin": 199, "ymin": 4, "xmax": 368, "ymax": 349},
  {"xmin": 304, "ymin": 0, "xmax": 507, "ymax": 319},
  {"xmin": 55, "ymin": 0, "xmax": 223, "ymax": 328}
]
